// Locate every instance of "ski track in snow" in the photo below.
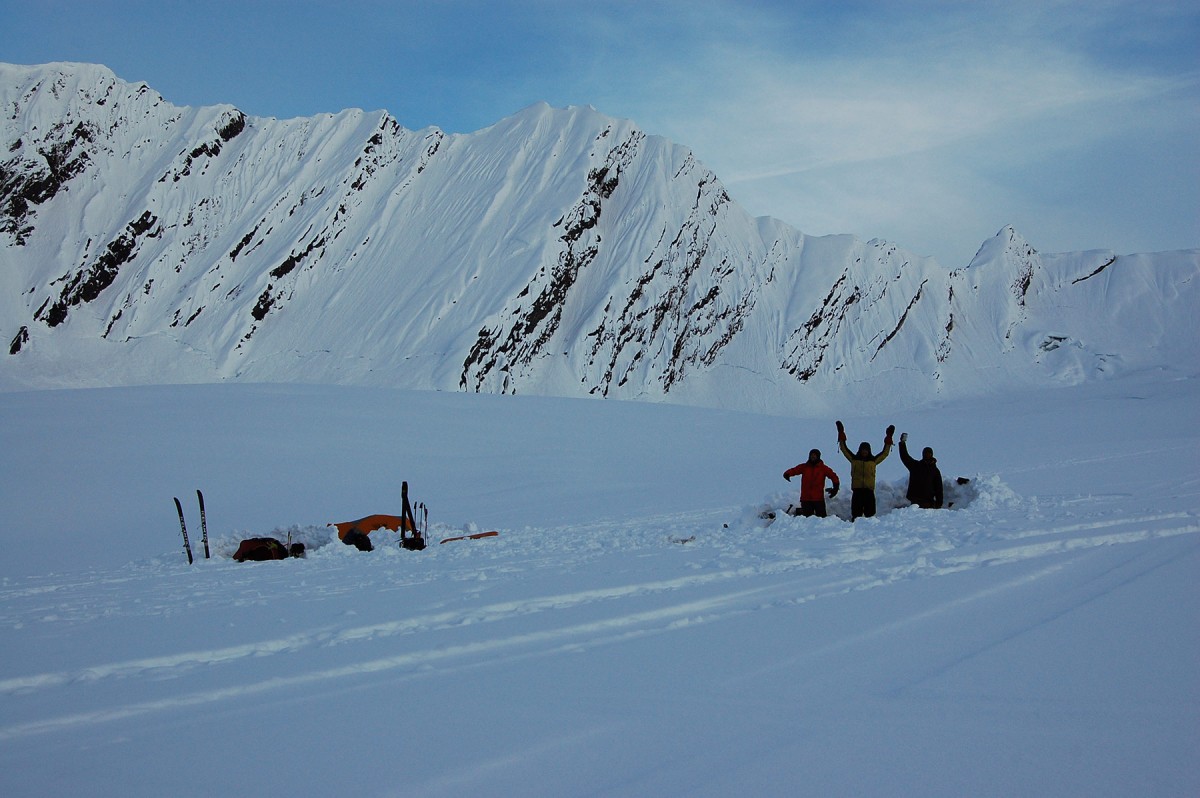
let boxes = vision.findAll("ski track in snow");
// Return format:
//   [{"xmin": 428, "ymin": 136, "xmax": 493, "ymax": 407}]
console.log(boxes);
[
  {"xmin": 1, "ymin": 480, "xmax": 1196, "ymax": 742},
  {"xmin": 879, "ymin": 536, "xmax": 1197, "ymax": 701}
]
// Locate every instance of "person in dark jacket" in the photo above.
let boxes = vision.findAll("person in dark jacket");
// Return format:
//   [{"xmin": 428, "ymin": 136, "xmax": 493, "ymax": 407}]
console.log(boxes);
[
  {"xmin": 837, "ymin": 420, "xmax": 894, "ymax": 520},
  {"xmin": 898, "ymin": 432, "xmax": 944, "ymax": 508},
  {"xmin": 783, "ymin": 449, "xmax": 840, "ymax": 517}
]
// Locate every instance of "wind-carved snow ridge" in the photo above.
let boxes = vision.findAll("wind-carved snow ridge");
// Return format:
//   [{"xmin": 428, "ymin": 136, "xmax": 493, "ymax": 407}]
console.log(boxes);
[
  {"xmin": 455, "ymin": 123, "xmax": 759, "ymax": 399},
  {"xmin": 582, "ymin": 166, "xmax": 750, "ymax": 396},
  {"xmin": 459, "ymin": 128, "xmax": 643, "ymax": 393},
  {"xmin": 1, "ymin": 63, "xmax": 1198, "ymax": 412},
  {"xmin": 783, "ymin": 272, "xmax": 860, "ymax": 382}
]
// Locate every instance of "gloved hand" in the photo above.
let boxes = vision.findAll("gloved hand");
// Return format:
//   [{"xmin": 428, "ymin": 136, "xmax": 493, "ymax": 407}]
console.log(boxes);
[
  {"xmin": 885, "ymin": 424, "xmax": 895, "ymax": 445},
  {"xmin": 784, "ymin": 473, "xmax": 791, "ymax": 481},
  {"xmin": 900, "ymin": 432, "xmax": 908, "ymax": 443},
  {"xmin": 836, "ymin": 420, "xmax": 846, "ymax": 441},
  {"xmin": 826, "ymin": 485, "xmax": 838, "ymax": 498}
]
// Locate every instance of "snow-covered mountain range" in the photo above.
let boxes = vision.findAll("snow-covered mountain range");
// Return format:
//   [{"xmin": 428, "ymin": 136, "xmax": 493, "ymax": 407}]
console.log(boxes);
[{"xmin": 2, "ymin": 62, "xmax": 1196, "ymax": 413}]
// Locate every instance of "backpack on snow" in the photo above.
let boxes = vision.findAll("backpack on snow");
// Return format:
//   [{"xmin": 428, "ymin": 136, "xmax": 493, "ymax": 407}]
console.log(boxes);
[{"xmin": 233, "ymin": 537, "xmax": 289, "ymax": 562}]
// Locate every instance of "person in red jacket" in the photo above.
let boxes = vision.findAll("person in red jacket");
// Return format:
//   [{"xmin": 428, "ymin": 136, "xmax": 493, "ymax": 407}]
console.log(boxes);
[{"xmin": 783, "ymin": 449, "xmax": 841, "ymax": 517}]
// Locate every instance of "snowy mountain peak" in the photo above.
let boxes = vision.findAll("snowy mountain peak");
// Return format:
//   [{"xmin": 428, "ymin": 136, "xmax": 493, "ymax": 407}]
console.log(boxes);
[{"xmin": 1, "ymin": 62, "xmax": 1197, "ymax": 413}]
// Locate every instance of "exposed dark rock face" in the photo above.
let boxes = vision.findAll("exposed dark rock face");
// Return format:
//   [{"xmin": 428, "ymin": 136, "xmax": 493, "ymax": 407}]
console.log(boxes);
[
  {"xmin": 1072, "ymin": 256, "xmax": 1117, "ymax": 285},
  {"xmin": 217, "ymin": 110, "xmax": 246, "ymax": 142},
  {"xmin": 1, "ymin": 120, "xmax": 98, "ymax": 245},
  {"xmin": 38, "ymin": 211, "xmax": 160, "ymax": 327},
  {"xmin": 873, "ymin": 280, "xmax": 927, "ymax": 361},
  {"xmin": 9, "ymin": 325, "xmax": 28, "ymax": 354}
]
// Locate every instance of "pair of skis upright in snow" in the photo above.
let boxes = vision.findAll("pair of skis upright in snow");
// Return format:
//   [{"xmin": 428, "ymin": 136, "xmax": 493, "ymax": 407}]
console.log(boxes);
[
  {"xmin": 399, "ymin": 482, "xmax": 499, "ymax": 544},
  {"xmin": 174, "ymin": 490, "xmax": 209, "ymax": 564}
]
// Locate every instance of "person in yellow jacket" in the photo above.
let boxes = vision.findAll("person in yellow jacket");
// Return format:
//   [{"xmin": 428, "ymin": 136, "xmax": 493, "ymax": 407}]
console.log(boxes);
[{"xmin": 836, "ymin": 420, "xmax": 894, "ymax": 520}]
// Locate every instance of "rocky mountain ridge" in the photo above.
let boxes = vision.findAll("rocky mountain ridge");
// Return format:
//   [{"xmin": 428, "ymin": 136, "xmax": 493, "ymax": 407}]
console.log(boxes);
[{"xmin": 2, "ymin": 62, "xmax": 1196, "ymax": 414}]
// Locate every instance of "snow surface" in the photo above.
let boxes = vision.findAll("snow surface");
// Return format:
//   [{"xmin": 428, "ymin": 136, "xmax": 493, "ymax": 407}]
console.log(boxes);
[{"xmin": 1, "ymin": 374, "xmax": 1197, "ymax": 796}]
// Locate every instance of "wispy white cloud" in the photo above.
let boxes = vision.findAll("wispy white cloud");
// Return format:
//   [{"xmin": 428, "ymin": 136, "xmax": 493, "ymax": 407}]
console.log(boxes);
[
  {"xmin": 612, "ymin": 4, "xmax": 1188, "ymax": 171},
  {"xmin": 2, "ymin": 0, "xmax": 1193, "ymax": 265},
  {"xmin": 569, "ymin": 1, "xmax": 1199, "ymax": 263}
]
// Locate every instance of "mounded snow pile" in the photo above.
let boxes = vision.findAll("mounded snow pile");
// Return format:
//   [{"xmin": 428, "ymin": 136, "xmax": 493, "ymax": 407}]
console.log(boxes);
[{"xmin": 743, "ymin": 472, "xmax": 1005, "ymax": 527}]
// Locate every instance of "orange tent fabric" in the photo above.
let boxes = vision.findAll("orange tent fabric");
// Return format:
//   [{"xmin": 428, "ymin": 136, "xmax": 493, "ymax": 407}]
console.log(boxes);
[{"xmin": 331, "ymin": 514, "xmax": 414, "ymax": 540}]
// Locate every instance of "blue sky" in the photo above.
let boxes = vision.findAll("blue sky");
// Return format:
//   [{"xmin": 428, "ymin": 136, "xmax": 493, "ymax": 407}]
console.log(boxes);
[{"xmin": 3, "ymin": 0, "xmax": 1197, "ymax": 267}]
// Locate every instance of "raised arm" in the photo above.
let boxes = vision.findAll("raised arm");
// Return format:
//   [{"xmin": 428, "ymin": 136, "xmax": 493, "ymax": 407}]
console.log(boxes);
[
  {"xmin": 875, "ymin": 424, "xmax": 895, "ymax": 463},
  {"xmin": 898, "ymin": 432, "xmax": 915, "ymax": 467},
  {"xmin": 836, "ymin": 420, "xmax": 853, "ymax": 461}
]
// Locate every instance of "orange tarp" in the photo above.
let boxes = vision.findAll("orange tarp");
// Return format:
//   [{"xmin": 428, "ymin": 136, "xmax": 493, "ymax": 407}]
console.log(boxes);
[{"xmin": 331, "ymin": 514, "xmax": 414, "ymax": 540}]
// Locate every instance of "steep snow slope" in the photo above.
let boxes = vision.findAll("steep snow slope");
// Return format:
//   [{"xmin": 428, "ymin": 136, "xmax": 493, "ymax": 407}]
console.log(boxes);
[{"xmin": 2, "ymin": 63, "xmax": 1197, "ymax": 413}]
